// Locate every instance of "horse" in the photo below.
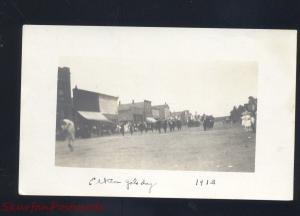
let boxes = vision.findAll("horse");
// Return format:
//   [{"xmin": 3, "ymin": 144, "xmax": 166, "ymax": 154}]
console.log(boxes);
[
  {"xmin": 176, "ymin": 120, "xmax": 182, "ymax": 130},
  {"xmin": 138, "ymin": 122, "xmax": 145, "ymax": 134}
]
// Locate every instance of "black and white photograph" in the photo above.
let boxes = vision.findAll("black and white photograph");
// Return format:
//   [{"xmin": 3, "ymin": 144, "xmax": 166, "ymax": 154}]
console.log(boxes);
[
  {"xmin": 19, "ymin": 26, "xmax": 296, "ymax": 200},
  {"xmin": 55, "ymin": 59, "xmax": 257, "ymax": 172}
]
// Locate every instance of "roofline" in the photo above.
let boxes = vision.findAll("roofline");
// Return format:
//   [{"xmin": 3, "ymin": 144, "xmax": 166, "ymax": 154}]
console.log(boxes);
[
  {"xmin": 73, "ymin": 88, "xmax": 119, "ymax": 99},
  {"xmin": 58, "ymin": 66, "xmax": 70, "ymax": 70},
  {"xmin": 152, "ymin": 104, "xmax": 169, "ymax": 108},
  {"xmin": 119, "ymin": 101, "xmax": 148, "ymax": 106}
]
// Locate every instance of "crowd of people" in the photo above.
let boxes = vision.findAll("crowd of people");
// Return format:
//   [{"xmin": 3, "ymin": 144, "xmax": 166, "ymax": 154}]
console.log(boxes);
[
  {"xmin": 117, "ymin": 118, "xmax": 183, "ymax": 136},
  {"xmin": 59, "ymin": 114, "xmax": 216, "ymax": 152},
  {"xmin": 186, "ymin": 115, "xmax": 215, "ymax": 131},
  {"xmin": 116, "ymin": 113, "xmax": 216, "ymax": 137}
]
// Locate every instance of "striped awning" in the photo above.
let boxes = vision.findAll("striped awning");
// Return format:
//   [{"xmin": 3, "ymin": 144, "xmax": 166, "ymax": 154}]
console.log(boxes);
[
  {"xmin": 78, "ymin": 111, "xmax": 112, "ymax": 123},
  {"xmin": 146, "ymin": 117, "xmax": 157, "ymax": 123}
]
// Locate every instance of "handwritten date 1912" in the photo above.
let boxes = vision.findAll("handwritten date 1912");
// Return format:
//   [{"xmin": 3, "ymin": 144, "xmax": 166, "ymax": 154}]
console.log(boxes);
[{"xmin": 195, "ymin": 179, "xmax": 216, "ymax": 186}]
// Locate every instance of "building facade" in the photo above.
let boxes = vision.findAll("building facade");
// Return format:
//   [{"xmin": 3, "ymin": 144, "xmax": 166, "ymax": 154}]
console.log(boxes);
[
  {"xmin": 118, "ymin": 100, "xmax": 152, "ymax": 123},
  {"xmin": 73, "ymin": 87, "xmax": 119, "ymax": 137},
  {"xmin": 171, "ymin": 110, "xmax": 190, "ymax": 125},
  {"xmin": 151, "ymin": 103, "xmax": 171, "ymax": 120}
]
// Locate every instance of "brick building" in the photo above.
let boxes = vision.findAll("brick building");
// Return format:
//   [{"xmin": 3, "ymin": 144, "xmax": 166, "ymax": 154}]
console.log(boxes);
[
  {"xmin": 151, "ymin": 103, "xmax": 171, "ymax": 120},
  {"xmin": 171, "ymin": 110, "xmax": 190, "ymax": 125},
  {"xmin": 118, "ymin": 100, "xmax": 152, "ymax": 123}
]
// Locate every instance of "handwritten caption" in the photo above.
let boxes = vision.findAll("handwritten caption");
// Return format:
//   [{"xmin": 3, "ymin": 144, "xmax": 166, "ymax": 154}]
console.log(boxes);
[
  {"xmin": 195, "ymin": 179, "xmax": 216, "ymax": 186},
  {"xmin": 89, "ymin": 177, "xmax": 157, "ymax": 194}
]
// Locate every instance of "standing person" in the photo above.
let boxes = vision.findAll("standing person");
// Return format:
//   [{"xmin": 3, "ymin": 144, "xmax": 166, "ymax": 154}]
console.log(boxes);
[
  {"xmin": 120, "ymin": 123, "xmax": 125, "ymax": 136},
  {"xmin": 138, "ymin": 122, "xmax": 144, "ymax": 134},
  {"xmin": 84, "ymin": 124, "xmax": 90, "ymax": 138},
  {"xmin": 156, "ymin": 120, "xmax": 161, "ymax": 133},
  {"xmin": 168, "ymin": 120, "xmax": 172, "ymax": 131},
  {"xmin": 116, "ymin": 124, "xmax": 121, "ymax": 134},
  {"xmin": 129, "ymin": 122, "xmax": 134, "ymax": 135},
  {"xmin": 244, "ymin": 113, "xmax": 252, "ymax": 132},
  {"xmin": 210, "ymin": 116, "xmax": 215, "ymax": 129},
  {"xmin": 61, "ymin": 119, "xmax": 75, "ymax": 152},
  {"xmin": 163, "ymin": 120, "xmax": 168, "ymax": 133},
  {"xmin": 202, "ymin": 114, "xmax": 206, "ymax": 131},
  {"xmin": 171, "ymin": 120, "xmax": 175, "ymax": 131},
  {"xmin": 176, "ymin": 119, "xmax": 180, "ymax": 130},
  {"xmin": 150, "ymin": 123, "xmax": 154, "ymax": 132},
  {"xmin": 144, "ymin": 121, "xmax": 148, "ymax": 133},
  {"xmin": 241, "ymin": 113, "xmax": 247, "ymax": 129},
  {"xmin": 241, "ymin": 112, "xmax": 251, "ymax": 131}
]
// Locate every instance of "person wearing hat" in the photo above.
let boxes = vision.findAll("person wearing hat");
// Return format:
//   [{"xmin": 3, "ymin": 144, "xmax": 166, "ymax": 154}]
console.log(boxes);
[{"xmin": 61, "ymin": 119, "xmax": 75, "ymax": 152}]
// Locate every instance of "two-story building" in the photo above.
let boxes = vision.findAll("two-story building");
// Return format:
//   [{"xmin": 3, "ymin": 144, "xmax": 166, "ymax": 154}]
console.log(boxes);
[
  {"xmin": 151, "ymin": 103, "xmax": 171, "ymax": 120},
  {"xmin": 118, "ymin": 100, "xmax": 152, "ymax": 123},
  {"xmin": 171, "ymin": 110, "xmax": 190, "ymax": 125},
  {"xmin": 73, "ymin": 86, "xmax": 119, "ymax": 137}
]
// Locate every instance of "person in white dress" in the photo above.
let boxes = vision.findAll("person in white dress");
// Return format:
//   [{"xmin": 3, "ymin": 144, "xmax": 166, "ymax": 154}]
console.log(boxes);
[
  {"xmin": 241, "ymin": 115, "xmax": 246, "ymax": 129},
  {"xmin": 61, "ymin": 119, "xmax": 75, "ymax": 151},
  {"xmin": 244, "ymin": 114, "xmax": 252, "ymax": 131},
  {"xmin": 241, "ymin": 112, "xmax": 252, "ymax": 131}
]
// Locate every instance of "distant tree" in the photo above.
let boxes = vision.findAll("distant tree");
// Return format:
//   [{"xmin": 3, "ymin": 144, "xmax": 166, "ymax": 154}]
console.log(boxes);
[{"xmin": 230, "ymin": 106, "xmax": 240, "ymax": 123}]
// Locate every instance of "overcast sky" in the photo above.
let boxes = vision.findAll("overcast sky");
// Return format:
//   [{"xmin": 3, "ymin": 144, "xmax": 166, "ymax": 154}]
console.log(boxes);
[{"xmin": 59, "ymin": 57, "xmax": 257, "ymax": 117}]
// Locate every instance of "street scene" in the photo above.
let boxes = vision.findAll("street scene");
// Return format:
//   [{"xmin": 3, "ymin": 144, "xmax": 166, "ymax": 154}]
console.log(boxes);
[
  {"xmin": 55, "ymin": 59, "xmax": 257, "ymax": 172},
  {"xmin": 56, "ymin": 123, "xmax": 255, "ymax": 172}
]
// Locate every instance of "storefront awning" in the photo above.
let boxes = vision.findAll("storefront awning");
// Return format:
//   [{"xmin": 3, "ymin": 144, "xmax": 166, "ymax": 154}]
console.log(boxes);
[
  {"xmin": 78, "ymin": 111, "xmax": 112, "ymax": 123},
  {"xmin": 146, "ymin": 117, "xmax": 157, "ymax": 123}
]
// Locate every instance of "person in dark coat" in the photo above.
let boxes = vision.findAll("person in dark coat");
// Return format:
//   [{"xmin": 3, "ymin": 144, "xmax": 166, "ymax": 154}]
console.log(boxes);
[
  {"xmin": 129, "ymin": 122, "xmax": 134, "ymax": 135},
  {"xmin": 163, "ymin": 120, "xmax": 168, "ymax": 133},
  {"xmin": 168, "ymin": 120, "xmax": 173, "ymax": 132},
  {"xmin": 202, "ymin": 115, "xmax": 207, "ymax": 131},
  {"xmin": 156, "ymin": 120, "xmax": 161, "ymax": 133},
  {"xmin": 138, "ymin": 122, "xmax": 144, "ymax": 134},
  {"xmin": 144, "ymin": 121, "xmax": 148, "ymax": 133},
  {"xmin": 120, "ymin": 123, "xmax": 125, "ymax": 136},
  {"xmin": 150, "ymin": 123, "xmax": 154, "ymax": 132}
]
